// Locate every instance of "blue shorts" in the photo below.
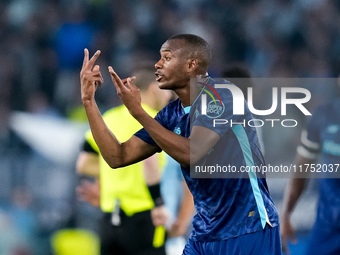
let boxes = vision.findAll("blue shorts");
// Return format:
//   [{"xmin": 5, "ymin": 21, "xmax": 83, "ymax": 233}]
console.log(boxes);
[
  {"xmin": 183, "ymin": 225, "xmax": 282, "ymax": 255},
  {"xmin": 305, "ymin": 222, "xmax": 340, "ymax": 255}
]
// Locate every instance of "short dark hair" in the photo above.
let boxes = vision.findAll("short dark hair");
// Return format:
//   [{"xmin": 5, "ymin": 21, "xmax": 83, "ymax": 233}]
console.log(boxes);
[{"xmin": 167, "ymin": 34, "xmax": 212, "ymax": 72}]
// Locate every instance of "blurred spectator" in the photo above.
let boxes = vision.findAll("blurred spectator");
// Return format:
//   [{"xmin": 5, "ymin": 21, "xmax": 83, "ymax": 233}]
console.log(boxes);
[{"xmin": 54, "ymin": 3, "xmax": 95, "ymax": 114}]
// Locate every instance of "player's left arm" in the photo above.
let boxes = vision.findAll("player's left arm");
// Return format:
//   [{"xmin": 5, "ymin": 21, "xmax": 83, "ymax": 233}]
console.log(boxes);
[{"xmin": 108, "ymin": 68, "xmax": 220, "ymax": 168}]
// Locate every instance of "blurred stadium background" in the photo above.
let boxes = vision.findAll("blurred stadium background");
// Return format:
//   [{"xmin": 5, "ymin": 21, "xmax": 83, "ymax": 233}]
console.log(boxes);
[{"xmin": 1, "ymin": 0, "xmax": 340, "ymax": 254}]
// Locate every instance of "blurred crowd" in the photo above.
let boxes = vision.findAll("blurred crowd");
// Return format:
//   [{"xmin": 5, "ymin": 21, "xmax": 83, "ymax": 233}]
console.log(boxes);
[
  {"xmin": 1, "ymin": 0, "xmax": 340, "ymax": 118},
  {"xmin": 1, "ymin": 0, "xmax": 340, "ymax": 254}
]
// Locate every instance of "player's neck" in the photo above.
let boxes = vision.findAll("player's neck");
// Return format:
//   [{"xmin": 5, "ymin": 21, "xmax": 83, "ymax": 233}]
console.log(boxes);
[
  {"xmin": 177, "ymin": 74, "xmax": 208, "ymax": 107},
  {"xmin": 173, "ymin": 86, "xmax": 190, "ymax": 107}
]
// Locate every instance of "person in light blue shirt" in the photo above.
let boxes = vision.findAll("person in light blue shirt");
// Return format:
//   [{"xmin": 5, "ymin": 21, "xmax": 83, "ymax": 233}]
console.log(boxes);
[{"xmin": 161, "ymin": 155, "xmax": 194, "ymax": 255}]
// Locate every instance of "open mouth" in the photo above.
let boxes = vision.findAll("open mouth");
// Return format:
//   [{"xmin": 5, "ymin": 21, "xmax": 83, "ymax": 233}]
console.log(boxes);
[{"xmin": 155, "ymin": 73, "xmax": 163, "ymax": 82}]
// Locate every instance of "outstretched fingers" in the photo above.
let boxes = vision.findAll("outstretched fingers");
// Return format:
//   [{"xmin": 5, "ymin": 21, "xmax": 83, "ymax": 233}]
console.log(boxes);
[
  {"xmin": 108, "ymin": 66, "xmax": 126, "ymax": 93},
  {"xmin": 81, "ymin": 48, "xmax": 89, "ymax": 70},
  {"xmin": 82, "ymin": 49, "xmax": 101, "ymax": 72},
  {"xmin": 108, "ymin": 67, "xmax": 139, "ymax": 97},
  {"xmin": 88, "ymin": 50, "xmax": 101, "ymax": 70},
  {"xmin": 121, "ymin": 76, "xmax": 136, "ymax": 85},
  {"xmin": 126, "ymin": 76, "xmax": 139, "ymax": 92},
  {"xmin": 93, "ymin": 65, "xmax": 104, "ymax": 87}
]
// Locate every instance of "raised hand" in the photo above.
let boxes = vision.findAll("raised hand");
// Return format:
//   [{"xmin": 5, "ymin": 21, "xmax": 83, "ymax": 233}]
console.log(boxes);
[
  {"xmin": 108, "ymin": 66, "xmax": 142, "ymax": 116},
  {"xmin": 80, "ymin": 49, "xmax": 103, "ymax": 103}
]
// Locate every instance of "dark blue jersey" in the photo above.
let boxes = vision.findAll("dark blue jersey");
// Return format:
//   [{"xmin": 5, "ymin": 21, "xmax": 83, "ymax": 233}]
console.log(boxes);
[
  {"xmin": 135, "ymin": 78, "xmax": 279, "ymax": 241},
  {"xmin": 298, "ymin": 99, "xmax": 340, "ymax": 230}
]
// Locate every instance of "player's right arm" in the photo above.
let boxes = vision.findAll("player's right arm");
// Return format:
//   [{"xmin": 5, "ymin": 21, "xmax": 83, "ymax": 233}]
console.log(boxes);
[{"xmin": 80, "ymin": 49, "xmax": 159, "ymax": 168}]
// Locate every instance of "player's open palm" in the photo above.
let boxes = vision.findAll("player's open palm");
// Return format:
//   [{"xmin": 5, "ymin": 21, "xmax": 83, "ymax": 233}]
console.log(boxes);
[{"xmin": 80, "ymin": 49, "xmax": 103, "ymax": 103}]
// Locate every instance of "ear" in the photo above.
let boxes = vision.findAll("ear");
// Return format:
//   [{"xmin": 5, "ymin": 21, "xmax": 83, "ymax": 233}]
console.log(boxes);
[{"xmin": 187, "ymin": 58, "xmax": 199, "ymax": 73}]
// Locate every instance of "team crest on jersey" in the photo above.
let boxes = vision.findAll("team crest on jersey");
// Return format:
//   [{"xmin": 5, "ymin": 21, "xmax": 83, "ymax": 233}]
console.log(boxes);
[
  {"xmin": 174, "ymin": 127, "xmax": 181, "ymax": 135},
  {"xmin": 205, "ymin": 100, "xmax": 225, "ymax": 119}
]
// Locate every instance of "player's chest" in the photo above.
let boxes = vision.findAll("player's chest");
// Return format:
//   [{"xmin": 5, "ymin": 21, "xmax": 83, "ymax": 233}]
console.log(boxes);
[{"xmin": 169, "ymin": 113, "xmax": 191, "ymax": 138}]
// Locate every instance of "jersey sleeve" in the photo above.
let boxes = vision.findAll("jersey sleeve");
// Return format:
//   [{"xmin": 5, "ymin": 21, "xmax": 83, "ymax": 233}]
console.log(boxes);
[
  {"xmin": 134, "ymin": 110, "xmax": 167, "ymax": 151},
  {"xmin": 297, "ymin": 106, "xmax": 322, "ymax": 159}
]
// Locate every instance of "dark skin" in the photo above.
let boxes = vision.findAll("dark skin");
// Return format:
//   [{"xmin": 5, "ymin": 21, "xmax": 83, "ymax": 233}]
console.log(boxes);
[
  {"xmin": 80, "ymin": 39, "xmax": 220, "ymax": 169},
  {"xmin": 280, "ymin": 154, "xmax": 312, "ymax": 254}
]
